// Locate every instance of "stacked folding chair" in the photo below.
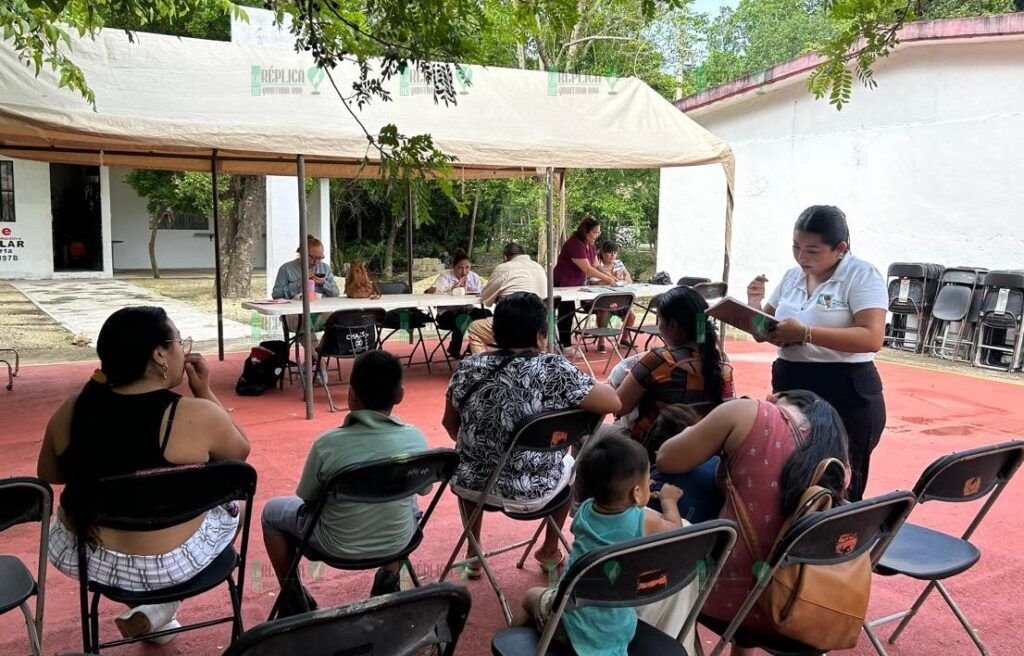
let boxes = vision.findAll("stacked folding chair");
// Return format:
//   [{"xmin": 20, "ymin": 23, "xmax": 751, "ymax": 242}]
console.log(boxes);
[
  {"xmin": 972, "ymin": 270, "xmax": 1024, "ymax": 372},
  {"xmin": 925, "ymin": 267, "xmax": 988, "ymax": 362},
  {"xmin": 885, "ymin": 262, "xmax": 944, "ymax": 353}
]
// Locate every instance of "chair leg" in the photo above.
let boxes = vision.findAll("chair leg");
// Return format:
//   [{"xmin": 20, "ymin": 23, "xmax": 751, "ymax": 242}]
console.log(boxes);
[
  {"xmin": 225, "ymin": 576, "xmax": 244, "ymax": 642},
  {"xmin": 89, "ymin": 592, "xmax": 101, "ymax": 653},
  {"xmin": 862, "ymin": 620, "xmax": 891, "ymax": 656},
  {"xmin": 515, "ymin": 521, "xmax": 547, "ymax": 569},
  {"xmin": 464, "ymin": 529, "xmax": 514, "ymax": 626},
  {"xmin": 935, "ymin": 580, "xmax": 990, "ymax": 656},
  {"xmin": 404, "ymin": 560, "xmax": 422, "ymax": 588},
  {"xmin": 19, "ymin": 601, "xmax": 41, "ymax": 656},
  {"xmin": 888, "ymin": 580, "xmax": 936, "ymax": 644}
]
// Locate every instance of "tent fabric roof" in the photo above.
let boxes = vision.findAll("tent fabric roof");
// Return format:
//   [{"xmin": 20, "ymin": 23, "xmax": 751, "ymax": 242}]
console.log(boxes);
[{"xmin": 0, "ymin": 29, "xmax": 734, "ymax": 178}]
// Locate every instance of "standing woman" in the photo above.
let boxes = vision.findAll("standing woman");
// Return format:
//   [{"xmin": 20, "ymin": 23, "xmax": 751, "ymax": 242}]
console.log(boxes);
[
  {"xmin": 553, "ymin": 216, "xmax": 619, "ymax": 351},
  {"xmin": 747, "ymin": 205, "xmax": 887, "ymax": 501}
]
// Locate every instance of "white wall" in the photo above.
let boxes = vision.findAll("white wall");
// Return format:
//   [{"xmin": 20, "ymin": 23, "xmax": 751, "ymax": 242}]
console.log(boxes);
[
  {"xmin": 659, "ymin": 38, "xmax": 1024, "ymax": 294},
  {"xmin": 108, "ymin": 167, "xmax": 267, "ymax": 271},
  {"xmin": 264, "ymin": 177, "xmax": 330, "ymax": 297},
  {"xmin": 0, "ymin": 158, "xmax": 53, "ymax": 279}
]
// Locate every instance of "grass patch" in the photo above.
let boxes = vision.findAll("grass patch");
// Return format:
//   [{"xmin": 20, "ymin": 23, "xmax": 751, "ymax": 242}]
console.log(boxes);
[{"xmin": 0, "ymin": 284, "xmax": 75, "ymax": 350}]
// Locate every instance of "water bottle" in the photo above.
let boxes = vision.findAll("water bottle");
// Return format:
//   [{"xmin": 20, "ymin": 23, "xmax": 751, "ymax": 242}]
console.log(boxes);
[{"xmin": 250, "ymin": 312, "xmax": 263, "ymax": 345}]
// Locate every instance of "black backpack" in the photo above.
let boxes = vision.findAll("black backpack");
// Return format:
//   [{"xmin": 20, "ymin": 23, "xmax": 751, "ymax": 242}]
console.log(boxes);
[
  {"xmin": 235, "ymin": 341, "xmax": 287, "ymax": 396},
  {"xmin": 648, "ymin": 271, "xmax": 672, "ymax": 285}
]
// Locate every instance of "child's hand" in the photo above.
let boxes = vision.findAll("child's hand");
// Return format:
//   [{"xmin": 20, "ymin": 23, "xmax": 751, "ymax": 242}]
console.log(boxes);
[{"xmin": 655, "ymin": 483, "xmax": 683, "ymax": 504}]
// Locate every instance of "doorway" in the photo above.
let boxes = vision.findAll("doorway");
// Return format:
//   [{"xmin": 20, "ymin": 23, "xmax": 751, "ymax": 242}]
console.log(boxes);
[{"xmin": 51, "ymin": 164, "xmax": 103, "ymax": 272}]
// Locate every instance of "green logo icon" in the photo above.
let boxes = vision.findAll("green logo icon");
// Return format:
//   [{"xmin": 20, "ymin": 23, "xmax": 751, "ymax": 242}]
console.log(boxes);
[
  {"xmin": 547, "ymin": 69, "xmax": 559, "ymax": 97},
  {"xmin": 400, "ymin": 65, "xmax": 411, "ymax": 96},
  {"xmin": 604, "ymin": 67, "xmax": 621, "ymax": 95},
  {"xmin": 308, "ymin": 66, "xmax": 325, "ymax": 94},
  {"xmin": 250, "ymin": 65, "xmax": 263, "ymax": 97},
  {"xmin": 456, "ymin": 65, "xmax": 473, "ymax": 94},
  {"xmin": 603, "ymin": 560, "xmax": 622, "ymax": 586}
]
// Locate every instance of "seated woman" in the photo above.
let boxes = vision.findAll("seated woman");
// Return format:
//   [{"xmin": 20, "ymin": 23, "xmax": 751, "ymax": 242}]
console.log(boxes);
[
  {"xmin": 656, "ymin": 390, "xmax": 849, "ymax": 655},
  {"xmin": 644, "ymin": 404, "xmax": 725, "ymax": 524},
  {"xmin": 426, "ymin": 248, "xmax": 490, "ymax": 359},
  {"xmin": 36, "ymin": 307, "xmax": 250, "ymax": 643},
  {"xmin": 442, "ymin": 292, "xmax": 620, "ymax": 576},
  {"xmin": 616, "ymin": 285, "xmax": 735, "ymax": 439},
  {"xmin": 589, "ymin": 241, "xmax": 636, "ymax": 352}
]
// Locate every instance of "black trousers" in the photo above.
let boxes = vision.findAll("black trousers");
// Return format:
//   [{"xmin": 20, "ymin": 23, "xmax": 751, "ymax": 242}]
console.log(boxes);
[
  {"xmin": 771, "ymin": 359, "xmax": 886, "ymax": 502},
  {"xmin": 556, "ymin": 301, "xmax": 578, "ymax": 347},
  {"xmin": 436, "ymin": 307, "xmax": 491, "ymax": 356}
]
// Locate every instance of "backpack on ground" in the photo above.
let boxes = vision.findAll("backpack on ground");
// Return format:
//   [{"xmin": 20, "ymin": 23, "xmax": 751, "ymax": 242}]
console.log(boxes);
[{"xmin": 235, "ymin": 342, "xmax": 286, "ymax": 396}]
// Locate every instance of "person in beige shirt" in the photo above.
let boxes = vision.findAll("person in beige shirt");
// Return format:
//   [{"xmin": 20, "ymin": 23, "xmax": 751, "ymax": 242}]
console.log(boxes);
[{"xmin": 466, "ymin": 242, "xmax": 549, "ymax": 353}]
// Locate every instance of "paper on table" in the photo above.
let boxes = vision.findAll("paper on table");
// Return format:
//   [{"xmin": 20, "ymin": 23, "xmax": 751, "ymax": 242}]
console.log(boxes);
[
  {"xmin": 249, "ymin": 299, "xmax": 291, "ymax": 305},
  {"xmin": 706, "ymin": 297, "xmax": 778, "ymax": 338}
]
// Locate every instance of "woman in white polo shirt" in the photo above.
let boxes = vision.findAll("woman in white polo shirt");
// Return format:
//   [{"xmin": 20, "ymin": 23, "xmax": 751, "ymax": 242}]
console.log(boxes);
[{"xmin": 747, "ymin": 205, "xmax": 887, "ymax": 501}]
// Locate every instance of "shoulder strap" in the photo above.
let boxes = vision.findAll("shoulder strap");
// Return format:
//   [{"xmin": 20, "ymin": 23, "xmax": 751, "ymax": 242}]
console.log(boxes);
[
  {"xmin": 456, "ymin": 351, "xmax": 537, "ymax": 411},
  {"xmin": 160, "ymin": 396, "xmax": 181, "ymax": 455}
]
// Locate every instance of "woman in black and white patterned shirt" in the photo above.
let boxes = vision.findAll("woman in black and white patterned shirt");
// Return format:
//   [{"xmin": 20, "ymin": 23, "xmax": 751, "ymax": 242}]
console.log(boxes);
[{"xmin": 442, "ymin": 292, "xmax": 620, "ymax": 575}]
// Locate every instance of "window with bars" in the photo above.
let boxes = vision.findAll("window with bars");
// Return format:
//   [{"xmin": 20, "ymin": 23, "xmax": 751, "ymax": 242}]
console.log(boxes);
[
  {"xmin": 0, "ymin": 161, "xmax": 13, "ymax": 222},
  {"xmin": 163, "ymin": 212, "xmax": 209, "ymax": 231}
]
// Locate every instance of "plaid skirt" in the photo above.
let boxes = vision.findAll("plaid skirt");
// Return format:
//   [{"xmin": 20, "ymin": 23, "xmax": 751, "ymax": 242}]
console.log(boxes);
[{"xmin": 48, "ymin": 505, "xmax": 238, "ymax": 592}]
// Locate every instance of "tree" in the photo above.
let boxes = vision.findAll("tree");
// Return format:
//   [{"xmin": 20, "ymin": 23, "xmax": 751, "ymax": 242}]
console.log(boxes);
[{"xmin": 123, "ymin": 170, "xmax": 230, "ymax": 278}]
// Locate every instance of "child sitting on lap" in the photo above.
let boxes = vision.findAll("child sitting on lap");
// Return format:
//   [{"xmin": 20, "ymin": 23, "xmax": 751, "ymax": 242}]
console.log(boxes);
[{"xmin": 514, "ymin": 430, "xmax": 686, "ymax": 655}]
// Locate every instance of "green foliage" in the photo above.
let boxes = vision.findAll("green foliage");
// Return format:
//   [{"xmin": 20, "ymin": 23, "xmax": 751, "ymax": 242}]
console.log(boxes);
[{"xmin": 123, "ymin": 169, "xmax": 231, "ymax": 221}]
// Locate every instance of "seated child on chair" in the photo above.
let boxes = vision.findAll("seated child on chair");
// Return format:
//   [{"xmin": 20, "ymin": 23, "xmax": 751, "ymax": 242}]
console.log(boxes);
[{"xmin": 514, "ymin": 430, "xmax": 687, "ymax": 655}]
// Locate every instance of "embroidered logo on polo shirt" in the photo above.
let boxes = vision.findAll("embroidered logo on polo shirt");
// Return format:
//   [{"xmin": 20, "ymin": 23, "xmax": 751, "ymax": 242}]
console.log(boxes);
[{"xmin": 815, "ymin": 293, "xmax": 848, "ymax": 309}]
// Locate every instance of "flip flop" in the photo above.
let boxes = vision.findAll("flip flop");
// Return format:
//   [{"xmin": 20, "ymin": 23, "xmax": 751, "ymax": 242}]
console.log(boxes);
[
  {"xmin": 463, "ymin": 560, "xmax": 483, "ymax": 580},
  {"xmin": 534, "ymin": 549, "xmax": 566, "ymax": 574}
]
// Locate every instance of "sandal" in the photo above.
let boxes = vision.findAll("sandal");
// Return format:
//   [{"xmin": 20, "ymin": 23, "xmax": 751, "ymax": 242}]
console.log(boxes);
[
  {"xmin": 534, "ymin": 549, "xmax": 566, "ymax": 574},
  {"xmin": 462, "ymin": 560, "xmax": 483, "ymax": 580}
]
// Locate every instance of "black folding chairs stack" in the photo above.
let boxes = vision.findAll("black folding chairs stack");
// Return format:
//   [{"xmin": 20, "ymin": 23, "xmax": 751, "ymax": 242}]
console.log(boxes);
[{"xmin": 885, "ymin": 263, "xmax": 944, "ymax": 353}]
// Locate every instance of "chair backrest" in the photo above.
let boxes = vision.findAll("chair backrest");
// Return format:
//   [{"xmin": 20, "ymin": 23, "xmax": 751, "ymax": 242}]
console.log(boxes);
[
  {"xmin": 940, "ymin": 267, "xmax": 988, "ymax": 287},
  {"xmin": 771, "ymin": 490, "xmax": 916, "ymax": 569},
  {"xmin": 222, "ymin": 583, "xmax": 472, "ymax": 656},
  {"xmin": 378, "ymin": 282, "xmax": 411, "ymax": 295},
  {"xmin": 320, "ymin": 309, "xmax": 384, "ymax": 357},
  {"xmin": 91, "ymin": 461, "xmax": 257, "ymax": 531},
  {"xmin": 588, "ymin": 292, "xmax": 634, "ymax": 316},
  {"xmin": 0, "ymin": 477, "xmax": 53, "ymax": 534},
  {"xmin": 509, "ymin": 408, "xmax": 603, "ymax": 453},
  {"xmin": 676, "ymin": 276, "xmax": 711, "ymax": 287},
  {"xmin": 539, "ymin": 520, "xmax": 737, "ymax": 653},
  {"xmin": 931, "ymin": 284, "xmax": 973, "ymax": 321},
  {"xmin": 694, "ymin": 281, "xmax": 728, "ymax": 301},
  {"xmin": 910, "ymin": 442, "xmax": 1024, "ymax": 541},
  {"xmin": 324, "ymin": 448, "xmax": 460, "ymax": 505}
]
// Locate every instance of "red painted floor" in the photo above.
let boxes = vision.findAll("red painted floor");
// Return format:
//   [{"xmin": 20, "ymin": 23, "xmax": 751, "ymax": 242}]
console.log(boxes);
[{"xmin": 1, "ymin": 339, "xmax": 1022, "ymax": 655}]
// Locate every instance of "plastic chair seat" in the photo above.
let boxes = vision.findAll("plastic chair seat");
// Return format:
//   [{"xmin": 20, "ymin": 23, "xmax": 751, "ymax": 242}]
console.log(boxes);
[
  {"xmin": 631, "ymin": 325, "xmax": 660, "ymax": 336},
  {"xmin": 305, "ymin": 529, "xmax": 424, "ymax": 570},
  {"xmin": 580, "ymin": 327, "xmax": 621, "ymax": 338},
  {"xmin": 979, "ymin": 312, "xmax": 1020, "ymax": 330},
  {"xmin": 698, "ymin": 613, "xmax": 821, "ymax": 655},
  {"xmin": 469, "ymin": 486, "xmax": 573, "ymax": 521},
  {"xmin": 491, "ymin": 620, "xmax": 685, "ymax": 655},
  {"xmin": 875, "ymin": 522, "xmax": 980, "ymax": 580},
  {"xmin": 0, "ymin": 555, "xmax": 35, "ymax": 614},
  {"xmin": 931, "ymin": 286, "xmax": 972, "ymax": 321},
  {"xmin": 89, "ymin": 546, "xmax": 238, "ymax": 605}
]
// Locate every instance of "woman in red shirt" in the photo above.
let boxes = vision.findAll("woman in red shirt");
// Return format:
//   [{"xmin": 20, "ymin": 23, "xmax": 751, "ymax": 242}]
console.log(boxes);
[{"xmin": 553, "ymin": 216, "xmax": 618, "ymax": 349}]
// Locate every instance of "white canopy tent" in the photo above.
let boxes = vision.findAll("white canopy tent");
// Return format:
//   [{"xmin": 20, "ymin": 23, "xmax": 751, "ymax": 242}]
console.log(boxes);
[{"xmin": 0, "ymin": 29, "xmax": 735, "ymax": 418}]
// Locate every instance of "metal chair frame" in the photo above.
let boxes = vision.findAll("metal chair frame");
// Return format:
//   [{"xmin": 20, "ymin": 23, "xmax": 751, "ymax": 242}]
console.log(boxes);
[
  {"xmin": 567, "ymin": 292, "xmax": 636, "ymax": 377},
  {"xmin": 884, "ymin": 263, "xmax": 943, "ymax": 354},
  {"xmin": 972, "ymin": 271, "xmax": 1024, "ymax": 372},
  {"xmin": 925, "ymin": 267, "xmax": 988, "ymax": 362},
  {"xmin": 0, "ymin": 477, "xmax": 52, "ymax": 656}
]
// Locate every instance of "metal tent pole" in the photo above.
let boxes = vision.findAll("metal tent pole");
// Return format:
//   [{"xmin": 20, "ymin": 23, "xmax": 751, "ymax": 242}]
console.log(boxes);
[
  {"xmin": 211, "ymin": 150, "xmax": 224, "ymax": 361},
  {"xmin": 297, "ymin": 155, "xmax": 314, "ymax": 420},
  {"xmin": 545, "ymin": 168, "xmax": 555, "ymax": 353},
  {"xmin": 406, "ymin": 182, "xmax": 414, "ymax": 293}
]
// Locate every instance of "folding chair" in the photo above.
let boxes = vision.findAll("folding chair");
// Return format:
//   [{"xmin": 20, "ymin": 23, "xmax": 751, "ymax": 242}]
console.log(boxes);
[
  {"xmin": 491, "ymin": 519, "xmax": 738, "ymax": 656},
  {"xmin": 439, "ymin": 409, "xmax": 603, "ymax": 625},
  {"xmin": 378, "ymin": 282, "xmax": 438, "ymax": 373},
  {"xmin": 313, "ymin": 308, "xmax": 385, "ymax": 412},
  {"xmin": 430, "ymin": 306, "xmax": 491, "ymax": 370},
  {"xmin": 0, "ymin": 477, "xmax": 52, "ymax": 656},
  {"xmin": 229, "ymin": 583, "xmax": 471, "ymax": 656},
  {"xmin": 77, "ymin": 461, "xmax": 257, "ymax": 652},
  {"xmin": 693, "ymin": 281, "xmax": 727, "ymax": 303},
  {"xmin": 623, "ymin": 292, "xmax": 664, "ymax": 356},
  {"xmin": 864, "ymin": 440, "xmax": 1024, "ymax": 656},
  {"xmin": 268, "ymin": 448, "xmax": 460, "ymax": 621},
  {"xmin": 568, "ymin": 292, "xmax": 635, "ymax": 377},
  {"xmin": 973, "ymin": 271, "xmax": 1024, "ymax": 372},
  {"xmin": 696, "ymin": 490, "xmax": 917, "ymax": 656},
  {"xmin": 884, "ymin": 263, "xmax": 944, "ymax": 353},
  {"xmin": 925, "ymin": 267, "xmax": 988, "ymax": 362},
  {"xmin": 676, "ymin": 277, "xmax": 711, "ymax": 287},
  {"xmin": 0, "ymin": 346, "xmax": 17, "ymax": 390}
]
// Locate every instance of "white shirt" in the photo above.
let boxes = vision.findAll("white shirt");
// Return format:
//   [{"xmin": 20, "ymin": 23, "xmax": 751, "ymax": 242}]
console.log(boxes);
[{"xmin": 767, "ymin": 254, "xmax": 888, "ymax": 363}]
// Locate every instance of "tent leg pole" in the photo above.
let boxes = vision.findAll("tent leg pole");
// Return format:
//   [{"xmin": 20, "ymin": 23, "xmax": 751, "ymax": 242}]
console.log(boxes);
[
  {"xmin": 297, "ymin": 155, "xmax": 314, "ymax": 420},
  {"xmin": 545, "ymin": 168, "xmax": 555, "ymax": 354},
  {"xmin": 406, "ymin": 182, "xmax": 414, "ymax": 345},
  {"xmin": 211, "ymin": 150, "xmax": 224, "ymax": 361}
]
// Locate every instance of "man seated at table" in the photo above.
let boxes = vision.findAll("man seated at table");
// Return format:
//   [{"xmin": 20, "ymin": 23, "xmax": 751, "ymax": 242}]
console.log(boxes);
[
  {"xmin": 465, "ymin": 242, "xmax": 548, "ymax": 354},
  {"xmin": 272, "ymin": 235, "xmax": 340, "ymax": 355}
]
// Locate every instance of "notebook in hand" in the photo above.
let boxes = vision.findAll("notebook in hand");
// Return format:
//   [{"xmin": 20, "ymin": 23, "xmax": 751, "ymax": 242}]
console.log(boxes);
[{"xmin": 706, "ymin": 297, "xmax": 778, "ymax": 338}]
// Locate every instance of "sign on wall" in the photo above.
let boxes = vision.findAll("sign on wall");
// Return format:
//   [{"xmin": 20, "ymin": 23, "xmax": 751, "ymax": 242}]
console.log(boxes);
[{"xmin": 0, "ymin": 226, "xmax": 25, "ymax": 263}]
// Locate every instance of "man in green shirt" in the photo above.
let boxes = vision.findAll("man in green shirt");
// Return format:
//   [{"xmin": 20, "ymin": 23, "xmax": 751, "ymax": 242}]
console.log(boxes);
[{"xmin": 261, "ymin": 350, "xmax": 428, "ymax": 616}]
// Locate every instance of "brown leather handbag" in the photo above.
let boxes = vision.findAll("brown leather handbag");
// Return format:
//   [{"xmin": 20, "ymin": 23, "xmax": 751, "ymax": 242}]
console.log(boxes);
[{"xmin": 725, "ymin": 458, "xmax": 871, "ymax": 650}]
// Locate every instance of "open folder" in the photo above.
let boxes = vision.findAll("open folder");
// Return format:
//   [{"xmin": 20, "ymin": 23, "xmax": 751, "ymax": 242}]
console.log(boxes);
[{"xmin": 706, "ymin": 297, "xmax": 778, "ymax": 339}]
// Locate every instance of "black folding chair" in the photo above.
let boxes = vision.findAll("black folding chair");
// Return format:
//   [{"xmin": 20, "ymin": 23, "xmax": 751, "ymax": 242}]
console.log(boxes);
[
  {"xmin": 0, "ymin": 478, "xmax": 52, "ymax": 656},
  {"xmin": 864, "ymin": 440, "xmax": 1024, "ymax": 656},
  {"xmin": 492, "ymin": 519, "xmax": 738, "ymax": 656},
  {"xmin": 696, "ymin": 490, "xmax": 917, "ymax": 656},
  {"xmin": 884, "ymin": 262, "xmax": 944, "ymax": 353},
  {"xmin": 0, "ymin": 346, "xmax": 17, "ymax": 390},
  {"xmin": 378, "ymin": 282, "xmax": 438, "ymax": 373},
  {"xmin": 676, "ymin": 277, "xmax": 711, "ymax": 287},
  {"xmin": 440, "ymin": 409, "xmax": 603, "ymax": 625},
  {"xmin": 76, "ymin": 461, "xmax": 257, "ymax": 652},
  {"xmin": 314, "ymin": 309, "xmax": 385, "ymax": 412},
  {"xmin": 624, "ymin": 292, "xmax": 664, "ymax": 356},
  {"xmin": 569, "ymin": 292, "xmax": 636, "ymax": 377},
  {"xmin": 973, "ymin": 271, "xmax": 1024, "ymax": 372},
  {"xmin": 268, "ymin": 448, "xmax": 460, "ymax": 621},
  {"xmin": 229, "ymin": 583, "xmax": 471, "ymax": 656},
  {"xmin": 430, "ymin": 306, "xmax": 491, "ymax": 370},
  {"xmin": 925, "ymin": 267, "xmax": 988, "ymax": 362}
]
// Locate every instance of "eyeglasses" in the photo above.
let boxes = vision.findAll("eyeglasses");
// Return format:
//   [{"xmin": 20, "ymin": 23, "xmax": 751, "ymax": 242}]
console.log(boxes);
[
  {"xmin": 166, "ymin": 337, "xmax": 193, "ymax": 355},
  {"xmin": 309, "ymin": 255, "xmax": 325, "ymax": 262}
]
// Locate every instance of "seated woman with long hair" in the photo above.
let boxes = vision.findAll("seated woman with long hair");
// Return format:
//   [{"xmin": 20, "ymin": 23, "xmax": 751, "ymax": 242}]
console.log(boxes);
[
  {"xmin": 615, "ymin": 285, "xmax": 735, "ymax": 439},
  {"xmin": 36, "ymin": 307, "xmax": 250, "ymax": 644},
  {"xmin": 656, "ymin": 390, "xmax": 849, "ymax": 656}
]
